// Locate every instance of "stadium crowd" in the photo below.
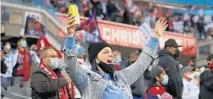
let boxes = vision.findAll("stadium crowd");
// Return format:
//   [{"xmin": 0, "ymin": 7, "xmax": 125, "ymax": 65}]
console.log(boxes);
[{"xmin": 50, "ymin": 0, "xmax": 213, "ymax": 40}]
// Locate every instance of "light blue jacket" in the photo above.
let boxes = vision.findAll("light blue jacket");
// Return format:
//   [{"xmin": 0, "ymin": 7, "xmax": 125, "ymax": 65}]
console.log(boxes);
[
  {"xmin": 1, "ymin": 49, "xmax": 18, "ymax": 77},
  {"xmin": 63, "ymin": 37, "xmax": 159, "ymax": 99}
]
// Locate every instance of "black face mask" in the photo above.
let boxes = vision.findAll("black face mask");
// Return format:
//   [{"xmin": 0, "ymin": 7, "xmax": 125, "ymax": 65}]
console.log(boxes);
[
  {"xmin": 98, "ymin": 62, "xmax": 115, "ymax": 75},
  {"xmin": 174, "ymin": 49, "xmax": 180, "ymax": 59}
]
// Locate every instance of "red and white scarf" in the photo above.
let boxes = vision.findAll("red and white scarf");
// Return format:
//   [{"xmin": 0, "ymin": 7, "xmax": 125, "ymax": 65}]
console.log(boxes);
[
  {"xmin": 39, "ymin": 63, "xmax": 75, "ymax": 99},
  {"xmin": 16, "ymin": 47, "xmax": 30, "ymax": 81}
]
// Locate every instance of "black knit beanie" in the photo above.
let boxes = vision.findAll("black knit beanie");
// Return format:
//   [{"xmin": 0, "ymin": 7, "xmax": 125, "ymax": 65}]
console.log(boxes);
[{"xmin": 88, "ymin": 42, "xmax": 111, "ymax": 63}]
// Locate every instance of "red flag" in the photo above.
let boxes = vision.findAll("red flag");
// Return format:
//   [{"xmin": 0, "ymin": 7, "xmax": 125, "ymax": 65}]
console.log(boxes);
[{"xmin": 36, "ymin": 36, "xmax": 62, "ymax": 58}]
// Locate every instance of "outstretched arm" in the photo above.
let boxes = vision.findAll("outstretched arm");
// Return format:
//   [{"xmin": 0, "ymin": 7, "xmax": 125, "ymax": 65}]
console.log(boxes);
[{"xmin": 117, "ymin": 18, "xmax": 168, "ymax": 85}]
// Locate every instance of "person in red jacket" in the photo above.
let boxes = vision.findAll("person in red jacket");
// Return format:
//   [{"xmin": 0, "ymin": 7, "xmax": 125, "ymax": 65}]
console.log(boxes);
[
  {"xmin": 16, "ymin": 37, "xmax": 30, "ymax": 82},
  {"xmin": 11, "ymin": 36, "xmax": 31, "ymax": 96},
  {"xmin": 146, "ymin": 66, "xmax": 173, "ymax": 99}
]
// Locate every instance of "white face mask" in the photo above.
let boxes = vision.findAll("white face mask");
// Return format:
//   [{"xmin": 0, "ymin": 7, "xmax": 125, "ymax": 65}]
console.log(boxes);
[
  {"xmin": 112, "ymin": 56, "xmax": 122, "ymax": 65},
  {"xmin": 193, "ymin": 72, "xmax": 201, "ymax": 78},
  {"xmin": 187, "ymin": 74, "xmax": 194, "ymax": 79},
  {"xmin": 49, "ymin": 57, "xmax": 59, "ymax": 70}
]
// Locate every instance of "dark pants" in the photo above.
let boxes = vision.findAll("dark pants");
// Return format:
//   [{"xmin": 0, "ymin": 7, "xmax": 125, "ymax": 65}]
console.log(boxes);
[
  {"xmin": 133, "ymin": 95, "xmax": 142, "ymax": 99},
  {"xmin": 1, "ymin": 77, "xmax": 11, "ymax": 89},
  {"xmin": 1, "ymin": 76, "xmax": 11, "ymax": 98}
]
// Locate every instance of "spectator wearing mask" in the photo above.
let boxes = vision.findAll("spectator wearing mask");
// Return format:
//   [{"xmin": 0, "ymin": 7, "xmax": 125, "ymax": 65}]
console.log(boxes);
[
  {"xmin": 146, "ymin": 66, "xmax": 173, "ymax": 99},
  {"xmin": 31, "ymin": 46, "xmax": 74, "ymax": 99},
  {"xmin": 173, "ymin": 49, "xmax": 183, "ymax": 71},
  {"xmin": 158, "ymin": 39, "xmax": 183, "ymax": 99},
  {"xmin": 77, "ymin": 45, "xmax": 92, "ymax": 70},
  {"xmin": 10, "ymin": 36, "xmax": 31, "ymax": 96},
  {"xmin": 63, "ymin": 14, "xmax": 168, "ymax": 99},
  {"xmin": 30, "ymin": 44, "xmax": 40, "ymax": 65},
  {"xmin": 182, "ymin": 66, "xmax": 199, "ymax": 99},
  {"xmin": 76, "ymin": 44, "xmax": 91, "ymax": 99},
  {"xmin": 199, "ymin": 54, "xmax": 213, "ymax": 99},
  {"xmin": 29, "ymin": 44, "xmax": 40, "ymax": 75},
  {"xmin": 14, "ymin": 37, "xmax": 30, "ymax": 78},
  {"xmin": 193, "ymin": 67, "xmax": 201, "ymax": 86},
  {"xmin": 1, "ymin": 42, "xmax": 18, "ymax": 91},
  {"xmin": 112, "ymin": 50, "xmax": 122, "ymax": 71}
]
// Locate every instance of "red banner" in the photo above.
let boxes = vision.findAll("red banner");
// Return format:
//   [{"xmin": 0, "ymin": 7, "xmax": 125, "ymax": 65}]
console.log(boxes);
[{"xmin": 55, "ymin": 14, "xmax": 197, "ymax": 56}]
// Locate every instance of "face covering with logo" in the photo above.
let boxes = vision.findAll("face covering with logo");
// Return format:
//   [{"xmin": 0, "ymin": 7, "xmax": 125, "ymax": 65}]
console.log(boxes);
[
  {"xmin": 49, "ymin": 57, "xmax": 59, "ymax": 70},
  {"xmin": 98, "ymin": 61, "xmax": 115, "ymax": 75},
  {"xmin": 161, "ymin": 74, "xmax": 169, "ymax": 85},
  {"xmin": 20, "ymin": 40, "xmax": 27, "ymax": 47}
]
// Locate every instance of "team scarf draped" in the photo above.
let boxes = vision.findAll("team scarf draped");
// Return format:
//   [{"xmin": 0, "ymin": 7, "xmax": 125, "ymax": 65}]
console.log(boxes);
[
  {"xmin": 39, "ymin": 62, "xmax": 75, "ymax": 99},
  {"xmin": 16, "ymin": 47, "xmax": 30, "ymax": 81}
]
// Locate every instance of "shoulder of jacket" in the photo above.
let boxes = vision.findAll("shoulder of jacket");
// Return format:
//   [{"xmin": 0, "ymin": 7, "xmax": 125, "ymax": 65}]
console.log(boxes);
[
  {"xmin": 159, "ymin": 55, "xmax": 174, "ymax": 61},
  {"xmin": 32, "ymin": 68, "xmax": 49, "ymax": 77},
  {"xmin": 11, "ymin": 49, "xmax": 17, "ymax": 54},
  {"xmin": 201, "ymin": 70, "xmax": 212, "ymax": 77}
]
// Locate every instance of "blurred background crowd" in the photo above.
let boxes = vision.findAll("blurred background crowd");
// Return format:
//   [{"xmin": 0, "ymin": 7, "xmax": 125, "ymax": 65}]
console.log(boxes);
[{"xmin": 50, "ymin": 0, "xmax": 213, "ymax": 40}]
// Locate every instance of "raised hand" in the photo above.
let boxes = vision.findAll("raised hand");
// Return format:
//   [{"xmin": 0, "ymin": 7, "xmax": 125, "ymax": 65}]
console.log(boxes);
[
  {"xmin": 67, "ymin": 13, "xmax": 77, "ymax": 37},
  {"xmin": 152, "ymin": 17, "xmax": 168, "ymax": 38}
]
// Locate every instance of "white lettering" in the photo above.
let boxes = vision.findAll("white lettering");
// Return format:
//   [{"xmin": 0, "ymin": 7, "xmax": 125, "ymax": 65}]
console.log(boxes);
[{"xmin": 102, "ymin": 27, "xmax": 111, "ymax": 41}]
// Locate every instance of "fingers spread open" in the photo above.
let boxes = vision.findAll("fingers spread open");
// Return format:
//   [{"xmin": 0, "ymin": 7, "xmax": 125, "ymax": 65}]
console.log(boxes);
[
  {"xmin": 162, "ymin": 24, "xmax": 168, "ymax": 31},
  {"xmin": 67, "ymin": 13, "xmax": 73, "ymax": 18},
  {"xmin": 68, "ymin": 19, "xmax": 75, "ymax": 25}
]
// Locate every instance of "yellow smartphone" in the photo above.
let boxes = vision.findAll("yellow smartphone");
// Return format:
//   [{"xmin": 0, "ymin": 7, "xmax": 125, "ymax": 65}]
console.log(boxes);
[{"xmin": 68, "ymin": 4, "xmax": 81, "ymax": 25}]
